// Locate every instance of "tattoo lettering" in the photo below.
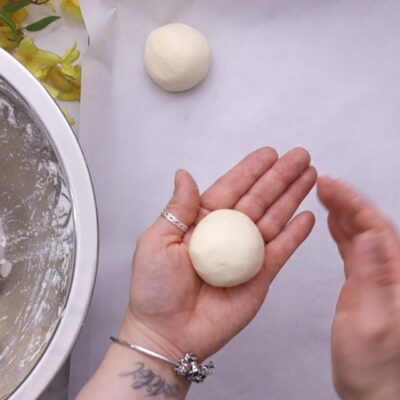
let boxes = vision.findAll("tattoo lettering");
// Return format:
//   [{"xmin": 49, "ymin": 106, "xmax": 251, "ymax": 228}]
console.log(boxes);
[{"xmin": 120, "ymin": 362, "xmax": 181, "ymax": 398}]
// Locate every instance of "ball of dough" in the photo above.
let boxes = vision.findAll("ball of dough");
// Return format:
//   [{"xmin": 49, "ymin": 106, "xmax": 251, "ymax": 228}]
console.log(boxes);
[
  {"xmin": 144, "ymin": 23, "xmax": 211, "ymax": 92},
  {"xmin": 189, "ymin": 209, "xmax": 265, "ymax": 287}
]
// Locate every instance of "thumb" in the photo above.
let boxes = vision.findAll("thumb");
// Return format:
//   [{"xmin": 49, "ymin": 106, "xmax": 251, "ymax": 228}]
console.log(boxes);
[
  {"xmin": 349, "ymin": 230, "xmax": 400, "ymax": 309},
  {"xmin": 351, "ymin": 230, "xmax": 398, "ymax": 286},
  {"xmin": 151, "ymin": 169, "xmax": 200, "ymax": 241},
  {"xmin": 346, "ymin": 230, "xmax": 400, "ymax": 332}
]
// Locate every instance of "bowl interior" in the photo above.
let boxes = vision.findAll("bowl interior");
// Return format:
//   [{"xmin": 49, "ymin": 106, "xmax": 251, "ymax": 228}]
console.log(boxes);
[{"xmin": 0, "ymin": 77, "xmax": 75, "ymax": 399}]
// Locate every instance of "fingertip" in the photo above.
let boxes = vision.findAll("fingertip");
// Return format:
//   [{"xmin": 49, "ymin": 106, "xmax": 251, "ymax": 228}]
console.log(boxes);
[
  {"xmin": 317, "ymin": 175, "xmax": 334, "ymax": 188},
  {"xmin": 175, "ymin": 168, "xmax": 190, "ymax": 183},
  {"xmin": 309, "ymin": 165, "xmax": 318, "ymax": 176},
  {"xmin": 291, "ymin": 146, "xmax": 311, "ymax": 164},
  {"xmin": 316, "ymin": 175, "xmax": 336, "ymax": 203},
  {"xmin": 298, "ymin": 210, "xmax": 316, "ymax": 232},
  {"xmin": 261, "ymin": 146, "xmax": 279, "ymax": 159},
  {"xmin": 318, "ymin": 176, "xmax": 353, "ymax": 193},
  {"xmin": 175, "ymin": 169, "xmax": 185, "ymax": 180},
  {"xmin": 304, "ymin": 166, "xmax": 318, "ymax": 183},
  {"xmin": 175, "ymin": 169, "xmax": 199, "ymax": 192},
  {"xmin": 287, "ymin": 211, "xmax": 316, "ymax": 241},
  {"xmin": 304, "ymin": 210, "xmax": 316, "ymax": 223},
  {"xmin": 318, "ymin": 175, "xmax": 334, "ymax": 182},
  {"xmin": 253, "ymin": 146, "xmax": 279, "ymax": 164},
  {"xmin": 173, "ymin": 169, "xmax": 200, "ymax": 209},
  {"xmin": 319, "ymin": 178, "xmax": 365, "ymax": 209}
]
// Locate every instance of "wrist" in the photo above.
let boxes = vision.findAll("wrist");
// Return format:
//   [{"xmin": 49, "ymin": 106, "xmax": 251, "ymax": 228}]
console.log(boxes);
[
  {"xmin": 78, "ymin": 332, "xmax": 190, "ymax": 400},
  {"xmin": 119, "ymin": 311, "xmax": 184, "ymax": 362},
  {"xmin": 77, "ymin": 313, "xmax": 192, "ymax": 400},
  {"xmin": 119, "ymin": 311, "xmax": 215, "ymax": 385}
]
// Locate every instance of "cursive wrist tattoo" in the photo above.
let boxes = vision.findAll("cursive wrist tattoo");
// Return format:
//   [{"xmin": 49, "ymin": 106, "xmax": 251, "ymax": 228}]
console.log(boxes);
[{"xmin": 120, "ymin": 362, "xmax": 181, "ymax": 398}]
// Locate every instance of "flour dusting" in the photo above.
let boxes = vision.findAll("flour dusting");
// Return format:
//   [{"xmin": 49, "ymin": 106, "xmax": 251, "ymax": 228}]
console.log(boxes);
[{"xmin": 0, "ymin": 77, "xmax": 75, "ymax": 399}]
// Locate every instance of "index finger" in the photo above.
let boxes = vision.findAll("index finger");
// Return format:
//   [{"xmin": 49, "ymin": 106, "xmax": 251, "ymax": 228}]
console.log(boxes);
[
  {"xmin": 317, "ymin": 176, "xmax": 389, "ymax": 235},
  {"xmin": 201, "ymin": 147, "xmax": 278, "ymax": 211}
]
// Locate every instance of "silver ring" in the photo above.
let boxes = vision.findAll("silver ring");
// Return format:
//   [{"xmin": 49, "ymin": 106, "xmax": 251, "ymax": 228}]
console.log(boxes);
[{"xmin": 161, "ymin": 210, "xmax": 189, "ymax": 233}]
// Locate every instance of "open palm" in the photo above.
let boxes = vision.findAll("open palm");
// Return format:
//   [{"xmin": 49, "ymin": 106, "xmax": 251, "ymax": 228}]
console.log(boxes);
[{"xmin": 122, "ymin": 147, "xmax": 317, "ymax": 361}]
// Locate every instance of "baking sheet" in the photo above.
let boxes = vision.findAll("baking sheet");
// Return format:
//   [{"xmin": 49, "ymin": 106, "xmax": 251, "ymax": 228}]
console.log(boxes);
[{"xmin": 70, "ymin": 1, "xmax": 400, "ymax": 398}]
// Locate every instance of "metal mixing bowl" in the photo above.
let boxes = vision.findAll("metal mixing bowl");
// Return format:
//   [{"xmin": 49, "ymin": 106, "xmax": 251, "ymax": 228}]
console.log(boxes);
[{"xmin": 0, "ymin": 49, "xmax": 98, "ymax": 399}]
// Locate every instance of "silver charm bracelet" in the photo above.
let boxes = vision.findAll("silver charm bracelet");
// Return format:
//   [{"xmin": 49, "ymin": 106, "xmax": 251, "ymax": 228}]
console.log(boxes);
[{"xmin": 110, "ymin": 336, "xmax": 215, "ymax": 383}]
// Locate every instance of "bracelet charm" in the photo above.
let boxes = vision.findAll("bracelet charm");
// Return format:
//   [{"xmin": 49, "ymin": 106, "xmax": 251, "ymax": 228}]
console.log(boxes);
[{"xmin": 174, "ymin": 352, "xmax": 215, "ymax": 383}]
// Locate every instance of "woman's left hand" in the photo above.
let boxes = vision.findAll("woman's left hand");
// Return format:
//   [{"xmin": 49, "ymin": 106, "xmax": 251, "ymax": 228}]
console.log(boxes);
[{"xmin": 121, "ymin": 147, "xmax": 317, "ymax": 362}]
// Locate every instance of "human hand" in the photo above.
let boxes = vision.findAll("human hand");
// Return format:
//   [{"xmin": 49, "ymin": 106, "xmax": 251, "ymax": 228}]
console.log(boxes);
[
  {"xmin": 318, "ymin": 177, "xmax": 400, "ymax": 400},
  {"xmin": 121, "ymin": 147, "xmax": 316, "ymax": 363}
]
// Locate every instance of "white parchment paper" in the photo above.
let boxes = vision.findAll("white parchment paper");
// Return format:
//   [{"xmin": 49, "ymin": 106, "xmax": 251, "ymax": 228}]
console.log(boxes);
[{"xmin": 70, "ymin": 1, "xmax": 400, "ymax": 398}]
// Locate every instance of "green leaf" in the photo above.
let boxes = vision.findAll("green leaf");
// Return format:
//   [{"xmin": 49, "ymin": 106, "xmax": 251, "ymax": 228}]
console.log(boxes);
[
  {"xmin": 25, "ymin": 15, "xmax": 60, "ymax": 32},
  {"xmin": 0, "ymin": 11, "xmax": 18, "ymax": 40},
  {"xmin": 2, "ymin": 0, "xmax": 30, "ymax": 14}
]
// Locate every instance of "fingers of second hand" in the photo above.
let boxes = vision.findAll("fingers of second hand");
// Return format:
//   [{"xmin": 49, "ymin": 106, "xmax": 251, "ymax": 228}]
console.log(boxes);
[
  {"xmin": 327, "ymin": 213, "xmax": 350, "ymax": 263},
  {"xmin": 318, "ymin": 177, "xmax": 388, "ymax": 235},
  {"xmin": 257, "ymin": 166, "xmax": 317, "ymax": 242},
  {"xmin": 265, "ymin": 211, "xmax": 315, "ymax": 282},
  {"xmin": 234, "ymin": 147, "xmax": 311, "ymax": 222}
]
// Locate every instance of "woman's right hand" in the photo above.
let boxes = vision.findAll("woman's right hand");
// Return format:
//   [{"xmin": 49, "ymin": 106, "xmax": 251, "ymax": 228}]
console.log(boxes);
[{"xmin": 318, "ymin": 177, "xmax": 400, "ymax": 400}]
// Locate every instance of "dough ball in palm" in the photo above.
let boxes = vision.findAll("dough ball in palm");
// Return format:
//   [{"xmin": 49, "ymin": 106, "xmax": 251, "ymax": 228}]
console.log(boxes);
[{"xmin": 189, "ymin": 209, "xmax": 265, "ymax": 287}]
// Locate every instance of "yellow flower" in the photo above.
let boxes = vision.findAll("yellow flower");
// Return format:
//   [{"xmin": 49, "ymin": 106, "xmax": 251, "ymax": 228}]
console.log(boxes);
[
  {"xmin": 15, "ymin": 37, "xmax": 61, "ymax": 77},
  {"xmin": 44, "ymin": 43, "xmax": 81, "ymax": 101},
  {"xmin": 57, "ymin": 86, "xmax": 80, "ymax": 101},
  {"xmin": 10, "ymin": 7, "xmax": 29, "ymax": 23},
  {"xmin": 14, "ymin": 38, "xmax": 81, "ymax": 121},
  {"xmin": 62, "ymin": 42, "xmax": 80, "ymax": 64},
  {"xmin": 0, "ymin": 0, "xmax": 29, "ymax": 23},
  {"xmin": 0, "ymin": 26, "xmax": 17, "ymax": 51},
  {"xmin": 61, "ymin": 107, "xmax": 76, "ymax": 125},
  {"xmin": 46, "ymin": 66, "xmax": 80, "ymax": 100},
  {"xmin": 59, "ymin": 0, "xmax": 83, "ymax": 22},
  {"xmin": 45, "ymin": 1, "xmax": 57, "ymax": 13},
  {"xmin": 47, "ymin": 65, "xmax": 75, "ymax": 91},
  {"xmin": 60, "ymin": 42, "xmax": 80, "ymax": 79},
  {"xmin": 41, "ymin": 81, "xmax": 60, "ymax": 98}
]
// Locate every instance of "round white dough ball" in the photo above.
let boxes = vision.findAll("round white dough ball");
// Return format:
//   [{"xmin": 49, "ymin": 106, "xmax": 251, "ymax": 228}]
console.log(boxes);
[
  {"xmin": 144, "ymin": 23, "xmax": 211, "ymax": 92},
  {"xmin": 189, "ymin": 209, "xmax": 265, "ymax": 287}
]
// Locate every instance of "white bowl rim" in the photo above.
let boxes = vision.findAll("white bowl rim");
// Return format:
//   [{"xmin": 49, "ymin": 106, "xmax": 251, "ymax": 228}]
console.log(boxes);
[{"xmin": 0, "ymin": 48, "xmax": 99, "ymax": 399}]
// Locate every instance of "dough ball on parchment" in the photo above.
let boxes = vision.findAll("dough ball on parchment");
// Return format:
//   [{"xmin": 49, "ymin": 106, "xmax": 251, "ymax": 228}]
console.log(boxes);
[
  {"xmin": 144, "ymin": 23, "xmax": 211, "ymax": 92},
  {"xmin": 189, "ymin": 209, "xmax": 265, "ymax": 287}
]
